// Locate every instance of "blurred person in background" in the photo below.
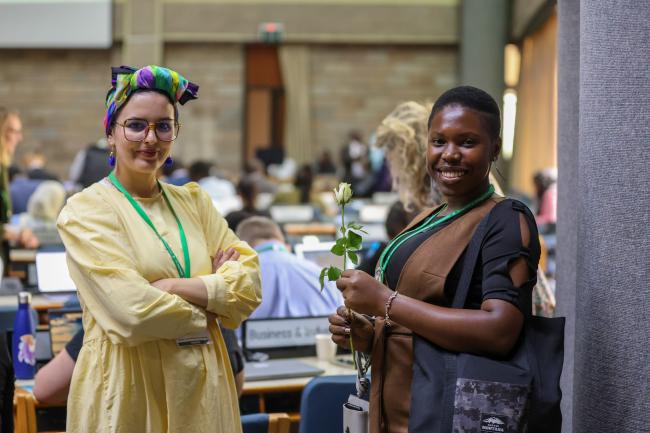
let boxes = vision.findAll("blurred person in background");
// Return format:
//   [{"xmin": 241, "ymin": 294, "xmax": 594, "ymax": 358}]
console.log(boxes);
[
  {"xmin": 0, "ymin": 107, "xmax": 39, "ymax": 268},
  {"xmin": 533, "ymin": 168, "xmax": 557, "ymax": 232},
  {"xmin": 57, "ymin": 65, "xmax": 260, "ymax": 432},
  {"xmin": 160, "ymin": 157, "xmax": 190, "ymax": 186},
  {"xmin": 242, "ymin": 158, "xmax": 277, "ymax": 194},
  {"xmin": 188, "ymin": 160, "xmax": 237, "ymax": 200},
  {"xmin": 294, "ymin": 163, "xmax": 314, "ymax": 204},
  {"xmin": 375, "ymin": 101, "xmax": 441, "ymax": 213},
  {"xmin": 9, "ymin": 165, "xmax": 41, "ymax": 215},
  {"xmin": 68, "ymin": 138, "xmax": 112, "ymax": 189},
  {"xmin": 356, "ymin": 200, "xmax": 414, "ymax": 276},
  {"xmin": 340, "ymin": 130, "xmax": 370, "ymax": 195},
  {"xmin": 236, "ymin": 216, "xmax": 343, "ymax": 319},
  {"xmin": 340, "ymin": 130, "xmax": 369, "ymax": 190},
  {"xmin": 315, "ymin": 149, "xmax": 337, "ymax": 175},
  {"xmin": 17, "ymin": 180, "xmax": 66, "ymax": 246},
  {"xmin": 188, "ymin": 159, "xmax": 240, "ymax": 214},
  {"xmin": 22, "ymin": 151, "xmax": 59, "ymax": 181},
  {"xmin": 225, "ymin": 177, "xmax": 271, "ymax": 233}
]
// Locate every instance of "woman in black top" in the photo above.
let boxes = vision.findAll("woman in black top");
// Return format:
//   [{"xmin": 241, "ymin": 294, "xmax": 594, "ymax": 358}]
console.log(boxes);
[{"xmin": 329, "ymin": 86, "xmax": 540, "ymax": 433}]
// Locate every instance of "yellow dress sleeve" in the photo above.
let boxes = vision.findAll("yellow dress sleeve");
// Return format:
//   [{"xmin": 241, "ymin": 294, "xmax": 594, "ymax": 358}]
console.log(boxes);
[
  {"xmin": 189, "ymin": 184, "xmax": 262, "ymax": 329},
  {"xmin": 57, "ymin": 193, "xmax": 208, "ymax": 346}
]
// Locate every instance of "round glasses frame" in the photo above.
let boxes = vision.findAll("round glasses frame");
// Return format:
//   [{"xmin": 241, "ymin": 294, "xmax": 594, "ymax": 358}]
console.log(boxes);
[{"xmin": 115, "ymin": 120, "xmax": 181, "ymax": 142}]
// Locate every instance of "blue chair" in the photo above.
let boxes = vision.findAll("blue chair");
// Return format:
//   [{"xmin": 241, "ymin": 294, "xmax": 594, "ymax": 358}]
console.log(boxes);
[
  {"xmin": 241, "ymin": 413, "xmax": 291, "ymax": 433},
  {"xmin": 299, "ymin": 375, "xmax": 357, "ymax": 433}
]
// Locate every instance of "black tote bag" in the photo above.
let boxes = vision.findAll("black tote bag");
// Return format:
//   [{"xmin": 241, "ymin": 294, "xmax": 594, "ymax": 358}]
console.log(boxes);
[{"xmin": 409, "ymin": 200, "xmax": 564, "ymax": 433}]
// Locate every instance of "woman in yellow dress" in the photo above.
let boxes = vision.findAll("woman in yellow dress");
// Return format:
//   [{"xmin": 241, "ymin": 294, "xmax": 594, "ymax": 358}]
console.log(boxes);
[{"xmin": 57, "ymin": 65, "xmax": 261, "ymax": 432}]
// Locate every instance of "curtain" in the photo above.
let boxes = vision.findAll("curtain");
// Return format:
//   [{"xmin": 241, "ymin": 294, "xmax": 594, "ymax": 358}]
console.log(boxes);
[
  {"xmin": 279, "ymin": 45, "xmax": 312, "ymax": 165},
  {"xmin": 511, "ymin": 12, "xmax": 557, "ymax": 197}
]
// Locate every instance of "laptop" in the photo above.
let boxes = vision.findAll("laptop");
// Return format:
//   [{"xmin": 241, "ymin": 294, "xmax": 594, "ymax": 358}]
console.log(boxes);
[
  {"xmin": 244, "ymin": 358, "xmax": 325, "ymax": 382},
  {"xmin": 35, "ymin": 251, "xmax": 77, "ymax": 294},
  {"xmin": 269, "ymin": 205, "xmax": 315, "ymax": 223},
  {"xmin": 241, "ymin": 316, "xmax": 328, "ymax": 381}
]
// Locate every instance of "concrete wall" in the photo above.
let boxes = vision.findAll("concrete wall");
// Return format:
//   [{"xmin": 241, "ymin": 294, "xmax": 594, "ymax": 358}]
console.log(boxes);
[
  {"xmin": 310, "ymin": 45, "xmax": 457, "ymax": 156},
  {"xmin": 0, "ymin": 0, "xmax": 459, "ymax": 178},
  {"xmin": 0, "ymin": 48, "xmax": 118, "ymax": 177},
  {"xmin": 165, "ymin": 43, "xmax": 245, "ymax": 171}
]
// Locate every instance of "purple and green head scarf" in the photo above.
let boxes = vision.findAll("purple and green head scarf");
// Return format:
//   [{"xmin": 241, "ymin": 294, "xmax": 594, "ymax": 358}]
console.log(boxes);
[{"xmin": 104, "ymin": 65, "xmax": 199, "ymax": 136}]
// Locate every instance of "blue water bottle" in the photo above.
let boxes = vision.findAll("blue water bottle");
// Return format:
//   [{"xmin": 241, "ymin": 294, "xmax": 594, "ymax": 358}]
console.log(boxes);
[{"xmin": 12, "ymin": 291, "xmax": 36, "ymax": 379}]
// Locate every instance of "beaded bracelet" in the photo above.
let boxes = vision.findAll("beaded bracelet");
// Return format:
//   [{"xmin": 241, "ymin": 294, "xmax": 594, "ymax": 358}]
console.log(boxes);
[{"xmin": 384, "ymin": 291, "xmax": 399, "ymax": 327}]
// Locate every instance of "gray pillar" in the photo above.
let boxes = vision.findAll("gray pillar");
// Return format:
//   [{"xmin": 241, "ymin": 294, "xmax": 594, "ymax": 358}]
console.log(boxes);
[
  {"xmin": 558, "ymin": 1, "xmax": 650, "ymax": 432},
  {"xmin": 460, "ymin": 0, "xmax": 507, "ymax": 104},
  {"xmin": 556, "ymin": 0, "xmax": 579, "ymax": 431}
]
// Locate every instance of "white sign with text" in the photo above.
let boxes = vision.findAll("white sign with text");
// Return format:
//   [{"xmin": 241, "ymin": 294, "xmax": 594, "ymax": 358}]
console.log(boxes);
[{"xmin": 244, "ymin": 317, "xmax": 330, "ymax": 349}]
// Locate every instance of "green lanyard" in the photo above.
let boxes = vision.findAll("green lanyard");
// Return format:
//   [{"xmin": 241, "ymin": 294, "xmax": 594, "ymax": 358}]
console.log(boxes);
[
  {"xmin": 376, "ymin": 184, "xmax": 495, "ymax": 283},
  {"xmin": 108, "ymin": 171, "xmax": 191, "ymax": 278}
]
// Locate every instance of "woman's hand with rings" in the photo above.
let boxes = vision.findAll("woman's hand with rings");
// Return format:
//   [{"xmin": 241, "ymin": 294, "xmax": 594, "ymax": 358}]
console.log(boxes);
[
  {"xmin": 328, "ymin": 306, "xmax": 374, "ymax": 353},
  {"xmin": 336, "ymin": 269, "xmax": 392, "ymax": 317}
]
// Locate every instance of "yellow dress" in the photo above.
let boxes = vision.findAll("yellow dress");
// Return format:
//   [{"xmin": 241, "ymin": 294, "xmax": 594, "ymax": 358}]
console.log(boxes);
[{"xmin": 57, "ymin": 180, "xmax": 261, "ymax": 433}]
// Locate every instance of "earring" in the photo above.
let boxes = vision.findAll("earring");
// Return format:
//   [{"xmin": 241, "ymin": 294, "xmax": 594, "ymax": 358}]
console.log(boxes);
[
  {"xmin": 164, "ymin": 156, "xmax": 173, "ymax": 167},
  {"xmin": 108, "ymin": 151, "xmax": 116, "ymax": 167}
]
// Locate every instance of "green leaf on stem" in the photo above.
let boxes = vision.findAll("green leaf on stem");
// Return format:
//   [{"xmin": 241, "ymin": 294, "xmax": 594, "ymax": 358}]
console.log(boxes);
[
  {"xmin": 347, "ymin": 250, "xmax": 359, "ymax": 265},
  {"xmin": 348, "ymin": 230, "xmax": 363, "ymax": 251},
  {"xmin": 348, "ymin": 222, "xmax": 368, "ymax": 234},
  {"xmin": 319, "ymin": 268, "xmax": 328, "ymax": 291},
  {"xmin": 331, "ymin": 238, "xmax": 346, "ymax": 256},
  {"xmin": 327, "ymin": 266, "xmax": 342, "ymax": 282}
]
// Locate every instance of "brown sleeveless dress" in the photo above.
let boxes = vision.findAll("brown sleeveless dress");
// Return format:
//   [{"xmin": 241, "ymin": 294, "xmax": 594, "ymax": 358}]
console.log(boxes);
[{"xmin": 369, "ymin": 197, "xmax": 501, "ymax": 433}]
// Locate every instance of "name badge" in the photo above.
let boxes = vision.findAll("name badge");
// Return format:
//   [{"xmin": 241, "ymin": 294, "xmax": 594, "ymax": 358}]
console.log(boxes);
[{"xmin": 176, "ymin": 330, "xmax": 211, "ymax": 347}]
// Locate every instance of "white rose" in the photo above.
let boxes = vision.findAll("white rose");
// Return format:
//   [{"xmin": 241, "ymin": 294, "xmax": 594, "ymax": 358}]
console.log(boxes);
[{"xmin": 334, "ymin": 182, "xmax": 353, "ymax": 205}]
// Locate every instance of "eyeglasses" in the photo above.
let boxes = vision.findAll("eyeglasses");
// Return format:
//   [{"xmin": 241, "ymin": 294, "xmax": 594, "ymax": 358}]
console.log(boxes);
[{"xmin": 115, "ymin": 119, "xmax": 180, "ymax": 142}]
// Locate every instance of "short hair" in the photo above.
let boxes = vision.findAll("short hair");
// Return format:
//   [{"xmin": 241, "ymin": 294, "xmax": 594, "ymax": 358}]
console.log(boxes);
[
  {"xmin": 188, "ymin": 160, "xmax": 212, "ymax": 182},
  {"xmin": 27, "ymin": 181, "xmax": 66, "ymax": 222},
  {"xmin": 385, "ymin": 201, "xmax": 415, "ymax": 239},
  {"xmin": 427, "ymin": 86, "xmax": 501, "ymax": 141},
  {"xmin": 237, "ymin": 177, "xmax": 258, "ymax": 201},
  {"xmin": 236, "ymin": 216, "xmax": 284, "ymax": 245}
]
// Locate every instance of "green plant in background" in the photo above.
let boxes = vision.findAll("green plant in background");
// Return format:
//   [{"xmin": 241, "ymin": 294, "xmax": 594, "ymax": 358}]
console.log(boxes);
[{"xmin": 319, "ymin": 182, "xmax": 366, "ymax": 289}]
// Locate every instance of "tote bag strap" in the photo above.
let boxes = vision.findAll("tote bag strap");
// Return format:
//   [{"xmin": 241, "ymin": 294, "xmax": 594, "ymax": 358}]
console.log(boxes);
[{"xmin": 451, "ymin": 202, "xmax": 498, "ymax": 309}]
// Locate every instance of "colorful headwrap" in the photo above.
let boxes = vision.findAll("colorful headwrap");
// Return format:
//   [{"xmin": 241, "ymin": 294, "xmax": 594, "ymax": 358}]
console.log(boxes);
[{"xmin": 104, "ymin": 65, "xmax": 199, "ymax": 136}]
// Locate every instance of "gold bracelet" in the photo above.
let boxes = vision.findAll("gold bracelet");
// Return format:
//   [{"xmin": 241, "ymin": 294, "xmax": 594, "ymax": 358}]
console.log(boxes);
[{"xmin": 384, "ymin": 291, "xmax": 399, "ymax": 327}]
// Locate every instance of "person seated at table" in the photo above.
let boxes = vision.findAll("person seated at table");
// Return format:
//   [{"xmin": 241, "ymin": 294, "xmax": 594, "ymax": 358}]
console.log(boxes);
[
  {"xmin": 33, "ymin": 329, "xmax": 82, "ymax": 404},
  {"xmin": 16, "ymin": 180, "xmax": 66, "ymax": 246},
  {"xmin": 236, "ymin": 216, "xmax": 343, "ymax": 318},
  {"xmin": 34, "ymin": 325, "xmax": 247, "ymax": 405},
  {"xmin": 356, "ymin": 200, "xmax": 415, "ymax": 276},
  {"xmin": 225, "ymin": 177, "xmax": 271, "ymax": 232}
]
